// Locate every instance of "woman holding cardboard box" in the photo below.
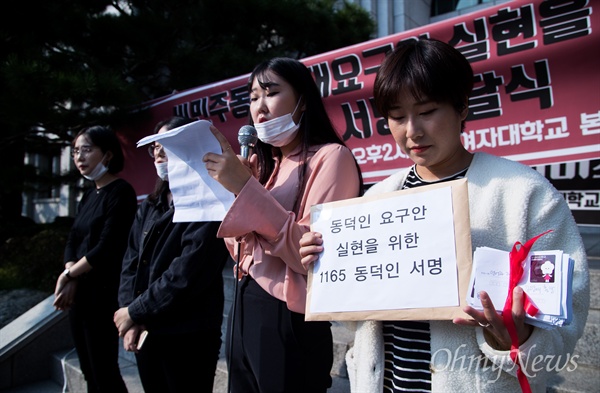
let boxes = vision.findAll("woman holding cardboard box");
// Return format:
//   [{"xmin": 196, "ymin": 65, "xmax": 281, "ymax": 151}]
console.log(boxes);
[{"xmin": 299, "ymin": 38, "xmax": 589, "ymax": 393}]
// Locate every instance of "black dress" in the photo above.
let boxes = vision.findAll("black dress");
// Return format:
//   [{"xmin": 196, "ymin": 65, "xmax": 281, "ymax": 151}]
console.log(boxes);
[{"xmin": 64, "ymin": 178, "xmax": 137, "ymax": 393}]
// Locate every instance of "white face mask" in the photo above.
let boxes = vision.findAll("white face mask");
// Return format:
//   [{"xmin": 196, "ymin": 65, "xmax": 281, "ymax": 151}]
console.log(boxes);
[
  {"xmin": 255, "ymin": 98, "xmax": 303, "ymax": 147},
  {"xmin": 155, "ymin": 162, "xmax": 169, "ymax": 181},
  {"xmin": 83, "ymin": 157, "xmax": 109, "ymax": 181}
]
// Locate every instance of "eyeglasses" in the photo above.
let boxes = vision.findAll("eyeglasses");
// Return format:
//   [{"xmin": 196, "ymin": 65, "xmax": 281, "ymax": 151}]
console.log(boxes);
[
  {"xmin": 71, "ymin": 146, "xmax": 97, "ymax": 158},
  {"xmin": 147, "ymin": 143, "xmax": 165, "ymax": 158}
]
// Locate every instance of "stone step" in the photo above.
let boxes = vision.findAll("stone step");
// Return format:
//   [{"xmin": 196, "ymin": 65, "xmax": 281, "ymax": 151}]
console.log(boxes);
[
  {"xmin": 3, "ymin": 314, "xmax": 597, "ymax": 393},
  {"xmin": 2, "ymin": 256, "xmax": 596, "ymax": 393},
  {"xmin": 55, "ymin": 354, "xmax": 350, "ymax": 393},
  {"xmin": 589, "ymin": 263, "xmax": 599, "ymax": 311},
  {"xmin": 545, "ymin": 306, "xmax": 600, "ymax": 393},
  {"xmin": 59, "ymin": 346, "xmax": 144, "ymax": 393},
  {"xmin": 49, "ymin": 321, "xmax": 353, "ymax": 393},
  {"xmin": 0, "ymin": 379, "xmax": 63, "ymax": 393},
  {"xmin": 547, "ymin": 364, "xmax": 600, "ymax": 393},
  {"xmin": 55, "ymin": 314, "xmax": 599, "ymax": 393},
  {"xmin": 573, "ymin": 308, "xmax": 599, "ymax": 369}
]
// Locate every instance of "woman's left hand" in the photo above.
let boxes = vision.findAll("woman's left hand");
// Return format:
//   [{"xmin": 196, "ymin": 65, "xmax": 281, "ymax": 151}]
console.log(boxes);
[
  {"xmin": 123, "ymin": 325, "xmax": 143, "ymax": 352},
  {"xmin": 52, "ymin": 280, "xmax": 77, "ymax": 311},
  {"xmin": 453, "ymin": 286, "xmax": 533, "ymax": 350},
  {"xmin": 203, "ymin": 125, "xmax": 254, "ymax": 195}
]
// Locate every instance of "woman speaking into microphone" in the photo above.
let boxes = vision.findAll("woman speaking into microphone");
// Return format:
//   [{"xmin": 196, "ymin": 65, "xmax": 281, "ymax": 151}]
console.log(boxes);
[{"xmin": 203, "ymin": 57, "xmax": 363, "ymax": 393}]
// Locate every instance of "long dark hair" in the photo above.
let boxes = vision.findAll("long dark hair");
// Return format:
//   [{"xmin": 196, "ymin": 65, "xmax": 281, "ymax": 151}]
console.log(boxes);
[
  {"xmin": 147, "ymin": 116, "xmax": 195, "ymax": 203},
  {"xmin": 247, "ymin": 57, "xmax": 363, "ymax": 209}
]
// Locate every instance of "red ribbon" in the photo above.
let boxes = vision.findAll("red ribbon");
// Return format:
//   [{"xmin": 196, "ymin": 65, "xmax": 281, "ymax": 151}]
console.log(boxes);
[{"xmin": 503, "ymin": 229, "xmax": 553, "ymax": 393}]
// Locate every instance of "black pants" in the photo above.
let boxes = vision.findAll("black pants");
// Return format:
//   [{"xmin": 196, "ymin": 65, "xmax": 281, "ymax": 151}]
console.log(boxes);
[
  {"xmin": 69, "ymin": 303, "xmax": 128, "ymax": 393},
  {"xmin": 135, "ymin": 328, "xmax": 222, "ymax": 393},
  {"xmin": 227, "ymin": 275, "xmax": 333, "ymax": 393}
]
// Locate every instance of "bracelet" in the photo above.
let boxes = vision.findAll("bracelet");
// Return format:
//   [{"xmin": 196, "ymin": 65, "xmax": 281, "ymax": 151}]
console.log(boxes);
[{"xmin": 63, "ymin": 268, "xmax": 73, "ymax": 280}]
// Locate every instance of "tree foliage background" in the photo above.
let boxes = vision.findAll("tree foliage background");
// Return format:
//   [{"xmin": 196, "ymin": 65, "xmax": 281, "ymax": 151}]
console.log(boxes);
[{"xmin": 0, "ymin": 0, "xmax": 375, "ymax": 236}]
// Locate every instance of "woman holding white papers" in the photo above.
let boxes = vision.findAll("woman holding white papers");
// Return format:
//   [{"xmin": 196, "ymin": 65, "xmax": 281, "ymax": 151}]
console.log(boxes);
[
  {"xmin": 114, "ymin": 116, "xmax": 230, "ymax": 393},
  {"xmin": 203, "ymin": 58, "xmax": 363, "ymax": 392},
  {"xmin": 299, "ymin": 38, "xmax": 589, "ymax": 392}
]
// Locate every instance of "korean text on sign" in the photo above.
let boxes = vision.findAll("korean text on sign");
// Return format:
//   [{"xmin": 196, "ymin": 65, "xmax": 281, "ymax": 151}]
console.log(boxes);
[{"xmin": 308, "ymin": 185, "xmax": 460, "ymax": 314}]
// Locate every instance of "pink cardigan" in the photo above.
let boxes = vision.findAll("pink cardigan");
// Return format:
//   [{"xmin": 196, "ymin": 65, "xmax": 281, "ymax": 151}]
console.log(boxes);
[{"xmin": 217, "ymin": 142, "xmax": 361, "ymax": 313}]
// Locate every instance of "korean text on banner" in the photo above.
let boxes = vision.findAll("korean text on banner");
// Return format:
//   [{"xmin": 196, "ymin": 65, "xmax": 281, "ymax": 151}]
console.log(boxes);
[{"xmin": 305, "ymin": 178, "xmax": 473, "ymax": 321}]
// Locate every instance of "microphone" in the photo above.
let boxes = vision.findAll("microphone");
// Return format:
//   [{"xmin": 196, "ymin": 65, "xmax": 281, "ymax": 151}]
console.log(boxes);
[{"xmin": 238, "ymin": 125, "xmax": 258, "ymax": 159}]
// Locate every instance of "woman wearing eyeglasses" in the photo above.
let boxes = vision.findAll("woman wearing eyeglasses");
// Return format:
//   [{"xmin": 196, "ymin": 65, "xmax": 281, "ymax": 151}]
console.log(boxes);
[
  {"xmin": 113, "ymin": 116, "xmax": 230, "ymax": 393},
  {"xmin": 53, "ymin": 125, "xmax": 137, "ymax": 393}
]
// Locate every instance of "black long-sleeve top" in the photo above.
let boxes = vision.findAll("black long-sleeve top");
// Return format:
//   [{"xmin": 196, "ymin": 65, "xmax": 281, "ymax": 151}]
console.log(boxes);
[
  {"xmin": 118, "ymin": 189, "xmax": 229, "ymax": 335},
  {"xmin": 64, "ymin": 178, "xmax": 138, "ymax": 308}
]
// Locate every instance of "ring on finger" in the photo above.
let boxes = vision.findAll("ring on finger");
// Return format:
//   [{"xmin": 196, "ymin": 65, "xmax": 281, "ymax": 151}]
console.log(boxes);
[{"xmin": 478, "ymin": 321, "xmax": 491, "ymax": 328}]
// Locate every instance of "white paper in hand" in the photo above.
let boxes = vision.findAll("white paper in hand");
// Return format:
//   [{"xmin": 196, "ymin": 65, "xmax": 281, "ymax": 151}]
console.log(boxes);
[
  {"xmin": 466, "ymin": 247, "xmax": 571, "ymax": 328},
  {"xmin": 137, "ymin": 119, "xmax": 235, "ymax": 222}
]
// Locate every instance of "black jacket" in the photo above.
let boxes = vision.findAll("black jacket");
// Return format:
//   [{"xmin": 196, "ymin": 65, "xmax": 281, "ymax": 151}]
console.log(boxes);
[{"xmin": 118, "ymin": 190, "xmax": 229, "ymax": 335}]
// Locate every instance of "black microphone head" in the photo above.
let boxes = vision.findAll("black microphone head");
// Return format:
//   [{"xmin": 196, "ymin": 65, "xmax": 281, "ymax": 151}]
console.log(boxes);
[{"xmin": 238, "ymin": 125, "xmax": 258, "ymax": 148}]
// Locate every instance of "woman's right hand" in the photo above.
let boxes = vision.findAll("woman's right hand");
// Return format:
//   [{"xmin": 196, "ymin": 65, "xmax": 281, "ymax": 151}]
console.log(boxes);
[
  {"xmin": 299, "ymin": 231, "xmax": 324, "ymax": 269},
  {"xmin": 203, "ymin": 125, "xmax": 254, "ymax": 195},
  {"xmin": 123, "ymin": 325, "xmax": 144, "ymax": 352}
]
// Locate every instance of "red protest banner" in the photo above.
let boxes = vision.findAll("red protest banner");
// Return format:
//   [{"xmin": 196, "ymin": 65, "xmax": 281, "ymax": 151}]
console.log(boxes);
[{"xmin": 116, "ymin": 0, "xmax": 599, "ymax": 197}]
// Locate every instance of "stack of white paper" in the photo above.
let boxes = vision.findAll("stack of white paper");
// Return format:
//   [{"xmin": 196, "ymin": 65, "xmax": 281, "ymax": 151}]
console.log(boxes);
[
  {"xmin": 466, "ymin": 247, "xmax": 574, "ymax": 329},
  {"xmin": 136, "ymin": 120, "xmax": 235, "ymax": 222}
]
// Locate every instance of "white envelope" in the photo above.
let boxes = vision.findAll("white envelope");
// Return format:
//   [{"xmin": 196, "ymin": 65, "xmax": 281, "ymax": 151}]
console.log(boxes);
[{"xmin": 466, "ymin": 247, "xmax": 571, "ymax": 327}]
